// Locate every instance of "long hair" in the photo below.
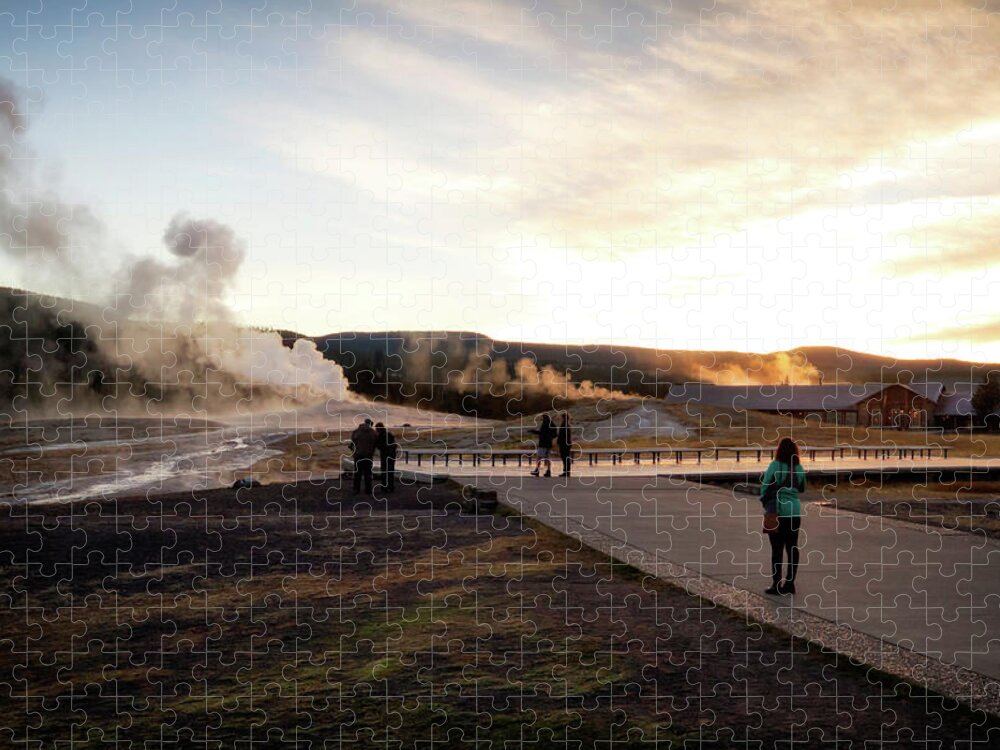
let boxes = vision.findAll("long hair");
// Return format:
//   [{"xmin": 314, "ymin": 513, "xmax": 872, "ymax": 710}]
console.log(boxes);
[
  {"xmin": 775, "ymin": 438, "xmax": 800, "ymax": 468},
  {"xmin": 561, "ymin": 412, "xmax": 570, "ymax": 426},
  {"xmin": 541, "ymin": 414, "xmax": 551, "ymax": 428}
]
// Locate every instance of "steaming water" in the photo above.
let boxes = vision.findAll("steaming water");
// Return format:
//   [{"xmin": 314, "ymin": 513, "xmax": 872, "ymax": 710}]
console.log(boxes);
[
  {"xmin": 2, "ymin": 401, "xmax": 490, "ymax": 503},
  {"xmin": 5, "ymin": 426, "xmax": 286, "ymax": 504},
  {"xmin": 236, "ymin": 398, "xmax": 483, "ymax": 430},
  {"xmin": 0, "ymin": 432, "xmax": 204, "ymax": 456},
  {"xmin": 575, "ymin": 403, "xmax": 690, "ymax": 442}
]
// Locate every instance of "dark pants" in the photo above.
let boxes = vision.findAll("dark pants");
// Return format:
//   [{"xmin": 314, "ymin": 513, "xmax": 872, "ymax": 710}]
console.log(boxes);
[
  {"xmin": 769, "ymin": 516, "xmax": 801, "ymax": 584},
  {"xmin": 379, "ymin": 454, "xmax": 396, "ymax": 492},
  {"xmin": 559, "ymin": 448, "xmax": 571, "ymax": 475},
  {"xmin": 353, "ymin": 456, "xmax": 374, "ymax": 495}
]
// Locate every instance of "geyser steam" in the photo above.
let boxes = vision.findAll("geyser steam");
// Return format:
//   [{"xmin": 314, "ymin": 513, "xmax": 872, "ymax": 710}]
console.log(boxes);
[
  {"xmin": 0, "ymin": 75, "xmax": 352, "ymax": 411},
  {"xmin": 0, "ymin": 78, "xmax": 104, "ymax": 285},
  {"xmin": 105, "ymin": 213, "xmax": 353, "ymax": 406},
  {"xmin": 119, "ymin": 214, "xmax": 247, "ymax": 324}
]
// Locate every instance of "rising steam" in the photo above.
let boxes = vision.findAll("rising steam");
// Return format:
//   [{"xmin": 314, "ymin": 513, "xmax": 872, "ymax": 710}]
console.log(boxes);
[
  {"xmin": 510, "ymin": 358, "xmax": 627, "ymax": 400},
  {"xmin": 116, "ymin": 214, "xmax": 247, "ymax": 324},
  {"xmin": 103, "ymin": 214, "xmax": 354, "ymax": 406},
  {"xmin": 696, "ymin": 351, "xmax": 820, "ymax": 386},
  {"xmin": 0, "ymin": 75, "xmax": 352, "ymax": 411},
  {"xmin": 457, "ymin": 353, "xmax": 627, "ymax": 401},
  {"xmin": 0, "ymin": 78, "xmax": 105, "ymax": 288}
]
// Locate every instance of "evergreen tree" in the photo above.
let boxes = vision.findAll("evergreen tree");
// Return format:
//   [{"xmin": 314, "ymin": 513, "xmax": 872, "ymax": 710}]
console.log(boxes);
[{"xmin": 972, "ymin": 371, "xmax": 1000, "ymax": 432}]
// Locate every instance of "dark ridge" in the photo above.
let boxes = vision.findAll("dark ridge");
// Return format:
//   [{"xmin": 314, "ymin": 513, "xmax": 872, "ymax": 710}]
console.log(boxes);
[{"xmin": 5, "ymin": 287, "xmax": 999, "ymax": 420}]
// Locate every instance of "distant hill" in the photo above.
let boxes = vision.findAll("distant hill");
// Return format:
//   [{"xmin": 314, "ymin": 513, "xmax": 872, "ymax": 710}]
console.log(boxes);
[
  {"xmin": 0, "ymin": 288, "xmax": 315, "ymax": 417},
  {"xmin": 796, "ymin": 346, "xmax": 992, "ymax": 386},
  {"xmin": 308, "ymin": 331, "xmax": 998, "ymax": 403},
  {"xmin": 2, "ymin": 287, "xmax": 121, "ymax": 413},
  {"xmin": 4, "ymin": 286, "xmax": 998, "ymax": 420}
]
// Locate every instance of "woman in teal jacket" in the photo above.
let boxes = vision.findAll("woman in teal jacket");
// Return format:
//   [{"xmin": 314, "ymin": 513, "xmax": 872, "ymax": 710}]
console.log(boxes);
[{"xmin": 760, "ymin": 438, "xmax": 806, "ymax": 595}]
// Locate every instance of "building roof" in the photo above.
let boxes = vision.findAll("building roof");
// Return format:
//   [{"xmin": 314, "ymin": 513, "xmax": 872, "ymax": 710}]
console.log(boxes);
[
  {"xmin": 936, "ymin": 384, "xmax": 978, "ymax": 417},
  {"xmin": 905, "ymin": 382, "xmax": 947, "ymax": 403},
  {"xmin": 664, "ymin": 382, "xmax": 950, "ymax": 412}
]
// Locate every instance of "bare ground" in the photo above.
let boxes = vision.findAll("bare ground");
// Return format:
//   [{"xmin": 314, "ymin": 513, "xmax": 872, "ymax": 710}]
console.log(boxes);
[
  {"xmin": 822, "ymin": 479, "xmax": 1000, "ymax": 539},
  {"xmin": 0, "ymin": 479, "xmax": 995, "ymax": 747}
]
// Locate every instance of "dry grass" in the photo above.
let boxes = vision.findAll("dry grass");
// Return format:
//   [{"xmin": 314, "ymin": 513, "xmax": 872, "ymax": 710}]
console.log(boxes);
[
  {"xmin": 821, "ymin": 479, "xmax": 1000, "ymax": 538},
  {"xmin": 0, "ymin": 480, "xmax": 993, "ymax": 746}
]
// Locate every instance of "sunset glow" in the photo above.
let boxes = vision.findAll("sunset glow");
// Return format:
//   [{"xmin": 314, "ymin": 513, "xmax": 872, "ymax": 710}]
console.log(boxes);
[{"xmin": 3, "ymin": 1, "xmax": 1000, "ymax": 360}]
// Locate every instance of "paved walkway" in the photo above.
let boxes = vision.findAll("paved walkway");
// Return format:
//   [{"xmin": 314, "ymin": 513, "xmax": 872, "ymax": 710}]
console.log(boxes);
[{"xmin": 471, "ymin": 475, "xmax": 1000, "ymax": 681}]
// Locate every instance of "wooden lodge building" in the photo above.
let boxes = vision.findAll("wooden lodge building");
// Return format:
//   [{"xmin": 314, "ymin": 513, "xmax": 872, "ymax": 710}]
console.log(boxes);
[{"xmin": 664, "ymin": 382, "xmax": 978, "ymax": 429}]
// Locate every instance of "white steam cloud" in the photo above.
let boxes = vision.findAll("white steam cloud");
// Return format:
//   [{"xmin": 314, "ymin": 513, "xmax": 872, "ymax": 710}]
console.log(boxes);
[
  {"xmin": 117, "ymin": 214, "xmax": 247, "ymax": 324},
  {"xmin": 0, "ymin": 78, "xmax": 105, "ymax": 286},
  {"xmin": 457, "ymin": 353, "xmax": 627, "ymax": 401},
  {"xmin": 0, "ymin": 75, "xmax": 353, "ymax": 411},
  {"xmin": 696, "ymin": 352, "xmax": 820, "ymax": 386}
]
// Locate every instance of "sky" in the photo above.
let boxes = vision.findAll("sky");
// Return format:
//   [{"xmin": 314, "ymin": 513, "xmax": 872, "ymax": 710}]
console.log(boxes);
[{"xmin": 2, "ymin": 0, "xmax": 1000, "ymax": 361}]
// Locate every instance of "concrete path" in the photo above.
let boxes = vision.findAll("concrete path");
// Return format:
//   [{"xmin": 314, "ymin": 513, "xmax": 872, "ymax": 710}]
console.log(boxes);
[{"xmin": 471, "ymin": 474, "xmax": 1000, "ymax": 681}]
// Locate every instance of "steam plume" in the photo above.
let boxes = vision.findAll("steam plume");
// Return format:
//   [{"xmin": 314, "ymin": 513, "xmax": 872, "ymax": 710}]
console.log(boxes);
[
  {"xmin": 458, "ymin": 355, "xmax": 626, "ymax": 401},
  {"xmin": 103, "ymin": 215, "xmax": 353, "ymax": 406},
  {"xmin": 0, "ymin": 75, "xmax": 352, "ymax": 411},
  {"xmin": 0, "ymin": 78, "xmax": 104, "ymax": 289},
  {"xmin": 696, "ymin": 352, "xmax": 820, "ymax": 385},
  {"xmin": 116, "ymin": 214, "xmax": 246, "ymax": 323}
]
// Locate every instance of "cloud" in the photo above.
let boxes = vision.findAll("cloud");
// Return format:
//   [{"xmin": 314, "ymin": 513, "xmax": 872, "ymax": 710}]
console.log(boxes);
[
  {"xmin": 882, "ymin": 211, "xmax": 1000, "ymax": 277},
  {"xmin": 515, "ymin": 0, "xmax": 1000, "ymax": 246},
  {"xmin": 12, "ymin": 0, "xmax": 1000, "ymax": 358},
  {"xmin": 364, "ymin": 0, "xmax": 558, "ymax": 55},
  {"xmin": 915, "ymin": 318, "xmax": 1000, "ymax": 344},
  {"xmin": 244, "ymin": 0, "xmax": 1000, "ymax": 261}
]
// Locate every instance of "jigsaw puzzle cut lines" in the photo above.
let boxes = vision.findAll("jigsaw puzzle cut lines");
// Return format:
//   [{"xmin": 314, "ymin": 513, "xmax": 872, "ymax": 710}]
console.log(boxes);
[{"xmin": 2, "ymin": 0, "xmax": 1000, "ymax": 746}]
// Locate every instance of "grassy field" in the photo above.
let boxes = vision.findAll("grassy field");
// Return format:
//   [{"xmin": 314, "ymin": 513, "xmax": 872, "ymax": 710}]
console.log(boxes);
[
  {"xmin": 821, "ymin": 478, "xmax": 1000, "ymax": 539},
  {"xmin": 0, "ymin": 479, "xmax": 995, "ymax": 747}
]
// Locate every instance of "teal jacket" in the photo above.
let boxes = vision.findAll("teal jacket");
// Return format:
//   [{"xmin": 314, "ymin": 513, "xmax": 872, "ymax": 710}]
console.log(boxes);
[{"xmin": 760, "ymin": 460, "xmax": 806, "ymax": 517}]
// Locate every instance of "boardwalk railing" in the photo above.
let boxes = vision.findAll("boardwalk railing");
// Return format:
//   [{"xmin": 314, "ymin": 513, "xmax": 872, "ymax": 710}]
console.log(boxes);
[{"xmin": 397, "ymin": 445, "xmax": 951, "ymax": 468}]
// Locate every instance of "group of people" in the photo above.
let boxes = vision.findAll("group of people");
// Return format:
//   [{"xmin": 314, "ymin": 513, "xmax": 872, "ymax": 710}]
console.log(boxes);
[
  {"xmin": 348, "ymin": 418, "xmax": 399, "ymax": 496},
  {"xmin": 528, "ymin": 413, "xmax": 573, "ymax": 477},
  {"xmin": 348, "ymin": 413, "xmax": 806, "ymax": 596},
  {"xmin": 530, "ymin": 418, "xmax": 804, "ymax": 594}
]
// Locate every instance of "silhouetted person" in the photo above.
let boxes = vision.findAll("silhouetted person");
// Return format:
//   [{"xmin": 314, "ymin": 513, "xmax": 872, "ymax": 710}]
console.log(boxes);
[
  {"xmin": 557, "ymin": 412, "xmax": 573, "ymax": 477},
  {"xmin": 529, "ymin": 414, "xmax": 557, "ymax": 477},
  {"xmin": 375, "ymin": 421, "xmax": 398, "ymax": 493},
  {"xmin": 350, "ymin": 418, "xmax": 378, "ymax": 496},
  {"xmin": 760, "ymin": 437, "xmax": 806, "ymax": 595}
]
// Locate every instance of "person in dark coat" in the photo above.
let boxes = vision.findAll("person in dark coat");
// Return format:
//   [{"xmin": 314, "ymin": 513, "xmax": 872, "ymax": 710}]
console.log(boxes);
[
  {"xmin": 529, "ymin": 414, "xmax": 557, "ymax": 477},
  {"xmin": 375, "ymin": 422, "xmax": 398, "ymax": 493},
  {"xmin": 760, "ymin": 437, "xmax": 807, "ymax": 595},
  {"xmin": 349, "ymin": 418, "xmax": 378, "ymax": 496},
  {"xmin": 557, "ymin": 412, "xmax": 573, "ymax": 477}
]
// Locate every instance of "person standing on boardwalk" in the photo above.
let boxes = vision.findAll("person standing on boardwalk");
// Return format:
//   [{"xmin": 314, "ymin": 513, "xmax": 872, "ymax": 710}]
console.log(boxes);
[
  {"xmin": 529, "ymin": 414, "xmax": 557, "ymax": 477},
  {"xmin": 760, "ymin": 437, "xmax": 806, "ymax": 595},
  {"xmin": 557, "ymin": 412, "xmax": 573, "ymax": 477},
  {"xmin": 375, "ymin": 422, "xmax": 398, "ymax": 494},
  {"xmin": 349, "ymin": 418, "xmax": 378, "ymax": 496}
]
